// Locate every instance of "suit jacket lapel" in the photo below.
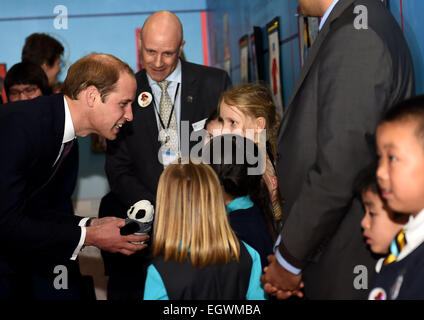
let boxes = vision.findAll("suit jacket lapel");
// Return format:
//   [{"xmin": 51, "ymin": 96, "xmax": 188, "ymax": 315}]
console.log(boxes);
[
  {"xmin": 278, "ymin": 0, "xmax": 356, "ymax": 141},
  {"xmin": 180, "ymin": 60, "xmax": 198, "ymax": 123},
  {"xmin": 134, "ymin": 70, "xmax": 161, "ymax": 149}
]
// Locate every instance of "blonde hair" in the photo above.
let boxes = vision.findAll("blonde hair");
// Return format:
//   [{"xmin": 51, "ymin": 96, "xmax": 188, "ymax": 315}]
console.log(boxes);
[
  {"xmin": 153, "ymin": 160, "xmax": 240, "ymax": 267},
  {"xmin": 218, "ymin": 83, "xmax": 280, "ymax": 156}
]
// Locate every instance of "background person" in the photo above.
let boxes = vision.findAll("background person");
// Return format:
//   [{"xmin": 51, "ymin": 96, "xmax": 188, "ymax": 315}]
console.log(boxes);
[{"xmin": 22, "ymin": 32, "xmax": 64, "ymax": 92}]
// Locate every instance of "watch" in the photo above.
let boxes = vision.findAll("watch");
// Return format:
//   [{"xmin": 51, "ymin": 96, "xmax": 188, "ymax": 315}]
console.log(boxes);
[{"xmin": 86, "ymin": 218, "xmax": 93, "ymax": 227}]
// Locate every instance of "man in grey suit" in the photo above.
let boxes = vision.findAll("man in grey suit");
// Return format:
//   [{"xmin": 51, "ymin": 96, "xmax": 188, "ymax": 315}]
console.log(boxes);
[{"xmin": 261, "ymin": 0, "xmax": 415, "ymax": 299}]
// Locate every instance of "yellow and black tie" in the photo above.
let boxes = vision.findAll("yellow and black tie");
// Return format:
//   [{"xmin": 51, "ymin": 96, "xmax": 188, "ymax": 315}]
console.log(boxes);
[{"xmin": 383, "ymin": 229, "xmax": 407, "ymax": 265}]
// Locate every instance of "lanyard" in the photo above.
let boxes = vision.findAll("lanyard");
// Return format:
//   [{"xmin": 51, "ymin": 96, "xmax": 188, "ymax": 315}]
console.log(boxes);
[{"xmin": 152, "ymin": 82, "xmax": 180, "ymax": 130}]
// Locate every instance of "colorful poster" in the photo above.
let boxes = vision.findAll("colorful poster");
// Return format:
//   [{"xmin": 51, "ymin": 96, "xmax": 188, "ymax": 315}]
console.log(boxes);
[
  {"xmin": 267, "ymin": 17, "xmax": 283, "ymax": 117},
  {"xmin": 298, "ymin": 8, "xmax": 320, "ymax": 68},
  {"xmin": 0, "ymin": 64, "xmax": 7, "ymax": 103},
  {"xmin": 239, "ymin": 35, "xmax": 249, "ymax": 83},
  {"xmin": 251, "ymin": 26, "xmax": 265, "ymax": 82},
  {"xmin": 250, "ymin": 33, "xmax": 258, "ymax": 82}
]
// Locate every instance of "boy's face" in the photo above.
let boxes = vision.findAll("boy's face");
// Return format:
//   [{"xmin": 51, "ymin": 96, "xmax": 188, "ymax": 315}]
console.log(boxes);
[
  {"xmin": 376, "ymin": 120, "xmax": 424, "ymax": 216},
  {"xmin": 361, "ymin": 190, "xmax": 405, "ymax": 254}
]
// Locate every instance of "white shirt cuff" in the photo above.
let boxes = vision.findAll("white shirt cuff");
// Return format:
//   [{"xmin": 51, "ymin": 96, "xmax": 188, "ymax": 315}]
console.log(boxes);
[
  {"xmin": 70, "ymin": 217, "xmax": 89, "ymax": 260},
  {"xmin": 273, "ymin": 235, "xmax": 302, "ymax": 275}
]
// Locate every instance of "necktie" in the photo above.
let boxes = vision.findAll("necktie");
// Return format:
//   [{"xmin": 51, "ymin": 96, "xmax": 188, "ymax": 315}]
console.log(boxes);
[
  {"xmin": 383, "ymin": 229, "xmax": 407, "ymax": 265},
  {"xmin": 31, "ymin": 139, "xmax": 75, "ymax": 198},
  {"xmin": 157, "ymin": 80, "xmax": 179, "ymax": 155}
]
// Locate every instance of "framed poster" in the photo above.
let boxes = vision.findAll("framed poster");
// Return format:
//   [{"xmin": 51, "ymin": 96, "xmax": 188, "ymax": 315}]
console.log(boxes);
[
  {"xmin": 266, "ymin": 17, "xmax": 283, "ymax": 117},
  {"xmin": 239, "ymin": 35, "xmax": 249, "ymax": 83},
  {"xmin": 0, "ymin": 64, "xmax": 7, "ymax": 104},
  {"xmin": 298, "ymin": 8, "xmax": 320, "ymax": 68},
  {"xmin": 251, "ymin": 26, "xmax": 265, "ymax": 82}
]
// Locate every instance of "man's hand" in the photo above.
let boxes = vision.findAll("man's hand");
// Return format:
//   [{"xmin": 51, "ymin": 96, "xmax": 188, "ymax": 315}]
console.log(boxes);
[
  {"xmin": 84, "ymin": 217, "xmax": 149, "ymax": 255},
  {"xmin": 261, "ymin": 254, "xmax": 304, "ymax": 299}
]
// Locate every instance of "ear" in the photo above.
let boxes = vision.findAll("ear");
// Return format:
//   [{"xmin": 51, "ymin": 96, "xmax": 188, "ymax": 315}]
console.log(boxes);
[
  {"xmin": 85, "ymin": 85, "xmax": 100, "ymax": 108},
  {"xmin": 255, "ymin": 117, "xmax": 266, "ymax": 130},
  {"xmin": 40, "ymin": 62, "xmax": 48, "ymax": 73},
  {"xmin": 178, "ymin": 40, "xmax": 186, "ymax": 57}
]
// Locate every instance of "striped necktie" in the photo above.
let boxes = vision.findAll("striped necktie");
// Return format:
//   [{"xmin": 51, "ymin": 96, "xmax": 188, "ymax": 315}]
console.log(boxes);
[
  {"xmin": 157, "ymin": 80, "xmax": 178, "ymax": 155},
  {"xmin": 383, "ymin": 229, "xmax": 407, "ymax": 265}
]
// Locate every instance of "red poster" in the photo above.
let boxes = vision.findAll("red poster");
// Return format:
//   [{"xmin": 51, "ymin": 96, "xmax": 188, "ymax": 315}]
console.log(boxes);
[{"xmin": 0, "ymin": 64, "xmax": 7, "ymax": 103}]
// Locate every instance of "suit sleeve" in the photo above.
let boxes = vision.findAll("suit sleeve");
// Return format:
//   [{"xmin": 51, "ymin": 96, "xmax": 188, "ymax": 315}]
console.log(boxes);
[
  {"xmin": 0, "ymin": 118, "xmax": 81, "ymax": 260},
  {"xmin": 278, "ymin": 25, "xmax": 393, "ymax": 268},
  {"xmin": 105, "ymin": 124, "xmax": 156, "ymax": 208}
]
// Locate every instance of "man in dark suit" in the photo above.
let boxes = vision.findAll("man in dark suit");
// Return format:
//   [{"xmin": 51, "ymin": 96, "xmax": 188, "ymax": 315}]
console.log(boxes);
[
  {"xmin": 101, "ymin": 11, "xmax": 231, "ymax": 299},
  {"xmin": 261, "ymin": 0, "xmax": 415, "ymax": 299},
  {"xmin": 0, "ymin": 53, "xmax": 148, "ymax": 300}
]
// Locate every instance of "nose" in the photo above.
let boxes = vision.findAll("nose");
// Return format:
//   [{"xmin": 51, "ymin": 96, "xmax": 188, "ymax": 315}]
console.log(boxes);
[
  {"xmin": 361, "ymin": 211, "xmax": 370, "ymax": 230},
  {"xmin": 376, "ymin": 157, "xmax": 387, "ymax": 186},
  {"xmin": 19, "ymin": 92, "xmax": 29, "ymax": 100},
  {"xmin": 124, "ymin": 106, "xmax": 133, "ymax": 122},
  {"xmin": 153, "ymin": 54, "xmax": 163, "ymax": 67},
  {"xmin": 221, "ymin": 122, "xmax": 232, "ymax": 135}
]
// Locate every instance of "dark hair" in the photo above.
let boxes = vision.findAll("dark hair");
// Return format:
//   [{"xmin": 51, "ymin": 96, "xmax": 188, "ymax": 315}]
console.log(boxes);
[
  {"xmin": 354, "ymin": 162, "xmax": 408, "ymax": 223},
  {"xmin": 61, "ymin": 53, "xmax": 134, "ymax": 102},
  {"xmin": 354, "ymin": 162, "xmax": 379, "ymax": 196},
  {"xmin": 203, "ymin": 134, "xmax": 278, "ymax": 240},
  {"xmin": 205, "ymin": 108, "xmax": 219, "ymax": 127},
  {"xmin": 4, "ymin": 61, "xmax": 50, "ymax": 98},
  {"xmin": 380, "ymin": 95, "xmax": 424, "ymax": 146},
  {"xmin": 22, "ymin": 33, "xmax": 64, "ymax": 67}
]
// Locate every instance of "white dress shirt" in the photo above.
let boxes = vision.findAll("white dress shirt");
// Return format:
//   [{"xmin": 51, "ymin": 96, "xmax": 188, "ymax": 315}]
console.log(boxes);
[{"xmin": 60, "ymin": 96, "xmax": 89, "ymax": 260}]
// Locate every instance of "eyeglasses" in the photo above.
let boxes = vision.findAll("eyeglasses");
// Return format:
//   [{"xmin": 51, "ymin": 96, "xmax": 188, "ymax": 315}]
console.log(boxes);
[{"xmin": 8, "ymin": 85, "xmax": 40, "ymax": 99}]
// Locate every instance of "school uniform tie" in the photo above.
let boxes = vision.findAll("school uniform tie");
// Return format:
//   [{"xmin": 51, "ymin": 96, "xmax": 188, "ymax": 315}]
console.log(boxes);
[
  {"xmin": 383, "ymin": 229, "xmax": 407, "ymax": 265},
  {"xmin": 157, "ymin": 80, "xmax": 179, "ymax": 155},
  {"xmin": 31, "ymin": 139, "xmax": 75, "ymax": 198}
]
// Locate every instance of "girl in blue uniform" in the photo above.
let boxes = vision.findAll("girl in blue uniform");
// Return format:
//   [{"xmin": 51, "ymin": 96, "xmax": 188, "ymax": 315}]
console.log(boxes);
[{"xmin": 143, "ymin": 160, "xmax": 266, "ymax": 300}]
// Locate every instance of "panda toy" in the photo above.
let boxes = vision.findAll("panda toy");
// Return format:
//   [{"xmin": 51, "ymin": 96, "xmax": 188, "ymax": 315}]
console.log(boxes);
[{"xmin": 122, "ymin": 200, "xmax": 154, "ymax": 237}]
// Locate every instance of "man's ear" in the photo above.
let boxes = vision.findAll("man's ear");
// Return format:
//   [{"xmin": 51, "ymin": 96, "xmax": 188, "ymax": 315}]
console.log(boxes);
[
  {"xmin": 85, "ymin": 86, "xmax": 100, "ymax": 108},
  {"xmin": 255, "ymin": 116, "xmax": 266, "ymax": 130},
  {"xmin": 178, "ymin": 40, "xmax": 186, "ymax": 57}
]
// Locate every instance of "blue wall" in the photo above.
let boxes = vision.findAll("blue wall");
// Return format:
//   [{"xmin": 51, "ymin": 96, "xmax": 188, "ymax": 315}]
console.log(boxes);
[
  {"xmin": 207, "ymin": 0, "xmax": 424, "ymax": 101},
  {"xmin": 207, "ymin": 0, "xmax": 300, "ymax": 105},
  {"xmin": 390, "ymin": 0, "xmax": 424, "ymax": 95},
  {"xmin": 0, "ymin": 0, "xmax": 208, "ymax": 200}
]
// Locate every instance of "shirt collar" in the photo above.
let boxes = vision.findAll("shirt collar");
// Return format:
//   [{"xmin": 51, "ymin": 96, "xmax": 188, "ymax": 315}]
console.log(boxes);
[
  {"xmin": 396, "ymin": 208, "xmax": 424, "ymax": 261},
  {"xmin": 319, "ymin": 0, "xmax": 340, "ymax": 30},
  {"xmin": 147, "ymin": 59, "xmax": 182, "ymax": 88},
  {"xmin": 226, "ymin": 195, "xmax": 254, "ymax": 213},
  {"xmin": 63, "ymin": 96, "xmax": 76, "ymax": 143}
]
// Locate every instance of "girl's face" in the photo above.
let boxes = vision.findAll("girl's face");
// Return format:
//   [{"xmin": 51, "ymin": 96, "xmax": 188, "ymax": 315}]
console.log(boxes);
[{"xmin": 219, "ymin": 101, "xmax": 263, "ymax": 139}]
